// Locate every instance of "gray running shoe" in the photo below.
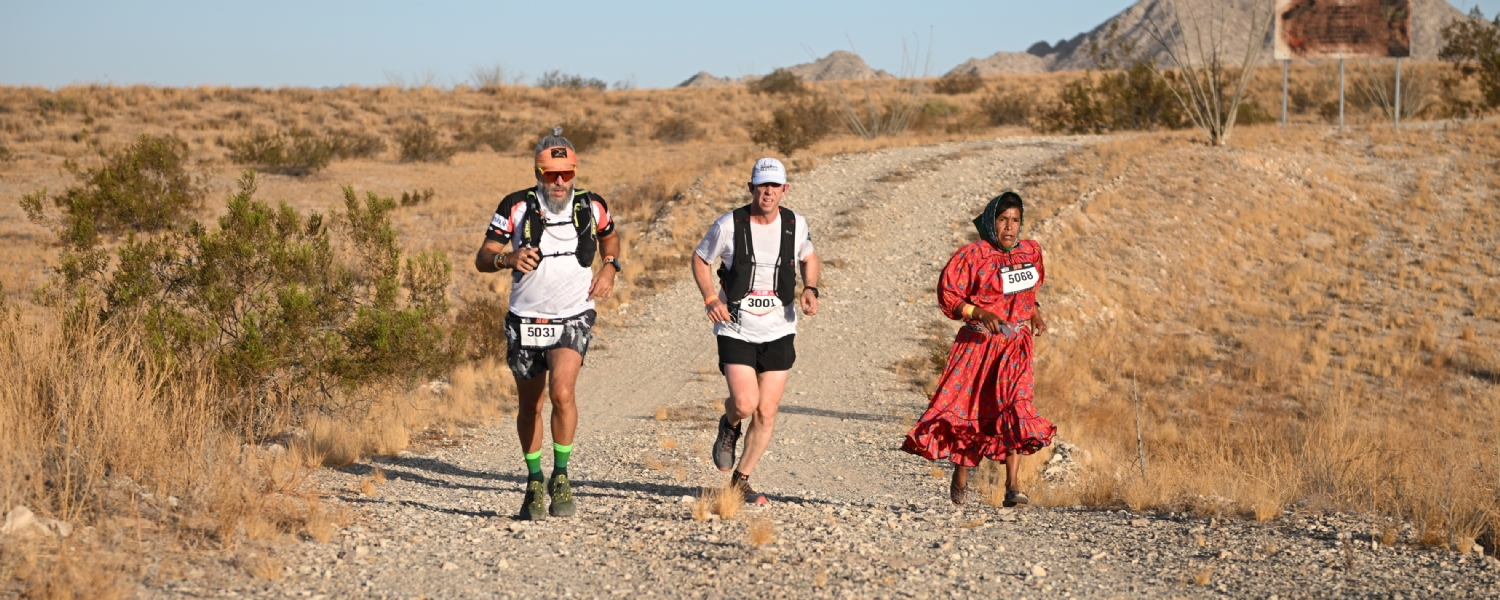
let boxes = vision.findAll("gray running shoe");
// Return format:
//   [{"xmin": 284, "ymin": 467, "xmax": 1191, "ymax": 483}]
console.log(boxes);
[
  {"xmin": 548, "ymin": 473, "xmax": 576, "ymax": 518},
  {"xmin": 713, "ymin": 415, "xmax": 742, "ymax": 472},
  {"xmin": 519, "ymin": 479, "xmax": 547, "ymax": 521},
  {"xmin": 735, "ymin": 478, "xmax": 768, "ymax": 505}
]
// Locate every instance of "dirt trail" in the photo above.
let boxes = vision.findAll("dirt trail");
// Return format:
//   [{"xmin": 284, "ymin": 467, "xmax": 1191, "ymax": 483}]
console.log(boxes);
[{"xmin": 166, "ymin": 136, "xmax": 1500, "ymax": 598}]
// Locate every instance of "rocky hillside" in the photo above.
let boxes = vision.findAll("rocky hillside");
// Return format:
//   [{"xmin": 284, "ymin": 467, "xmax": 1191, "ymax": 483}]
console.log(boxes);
[
  {"xmin": 945, "ymin": 0, "xmax": 1469, "ymax": 76},
  {"xmin": 677, "ymin": 50, "xmax": 890, "ymax": 87}
]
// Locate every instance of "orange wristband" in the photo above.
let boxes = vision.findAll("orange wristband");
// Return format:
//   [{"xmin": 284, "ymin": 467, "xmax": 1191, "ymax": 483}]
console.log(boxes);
[
  {"xmin": 705, "ymin": 296, "xmax": 719, "ymax": 306},
  {"xmin": 962, "ymin": 304, "xmax": 976, "ymax": 318}
]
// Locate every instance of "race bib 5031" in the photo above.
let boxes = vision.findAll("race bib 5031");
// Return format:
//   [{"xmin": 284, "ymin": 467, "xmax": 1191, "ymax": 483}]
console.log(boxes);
[
  {"xmin": 519, "ymin": 320, "xmax": 564, "ymax": 348},
  {"xmin": 1000, "ymin": 262, "xmax": 1039, "ymax": 295}
]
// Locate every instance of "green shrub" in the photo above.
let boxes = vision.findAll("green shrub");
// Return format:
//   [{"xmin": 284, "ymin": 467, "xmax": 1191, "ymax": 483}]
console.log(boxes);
[
  {"xmin": 750, "ymin": 69, "xmax": 806, "ymax": 95},
  {"xmin": 651, "ymin": 116, "xmax": 703, "ymax": 143},
  {"xmin": 20, "ymin": 134, "xmax": 202, "ymax": 241},
  {"xmin": 400, "ymin": 188, "xmax": 434, "ymax": 206},
  {"xmin": 396, "ymin": 122, "xmax": 459, "ymax": 163},
  {"xmin": 326, "ymin": 128, "xmax": 385, "ymax": 159},
  {"xmin": 536, "ymin": 70, "xmax": 608, "ymax": 91},
  {"xmin": 226, "ymin": 128, "xmax": 335, "ymax": 175},
  {"xmin": 911, "ymin": 99, "xmax": 967, "ymax": 133},
  {"xmin": 934, "ymin": 73, "xmax": 985, "ymax": 95},
  {"xmin": 456, "ymin": 115, "xmax": 527, "ymax": 153},
  {"xmin": 547, "ymin": 120, "xmax": 613, "ymax": 154},
  {"xmin": 749, "ymin": 97, "xmax": 834, "ymax": 156},
  {"xmin": 455, "ymin": 295, "xmax": 509, "ymax": 361},
  {"xmin": 979, "ymin": 91, "xmax": 1035, "ymax": 126},
  {"xmin": 1439, "ymin": 8, "xmax": 1500, "ymax": 111},
  {"xmin": 37, "ymin": 172, "xmax": 460, "ymax": 433},
  {"xmin": 1235, "ymin": 99, "xmax": 1276, "ymax": 126},
  {"xmin": 1036, "ymin": 60, "xmax": 1184, "ymax": 134}
]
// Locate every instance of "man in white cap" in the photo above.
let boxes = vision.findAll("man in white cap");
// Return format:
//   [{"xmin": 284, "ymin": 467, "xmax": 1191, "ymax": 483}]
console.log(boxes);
[{"xmin": 691, "ymin": 157, "xmax": 820, "ymax": 504}]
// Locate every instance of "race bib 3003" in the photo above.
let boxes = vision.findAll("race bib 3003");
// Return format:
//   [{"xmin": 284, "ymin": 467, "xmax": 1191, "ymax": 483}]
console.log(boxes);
[
  {"xmin": 1000, "ymin": 262, "xmax": 1039, "ymax": 295},
  {"xmin": 519, "ymin": 319, "xmax": 564, "ymax": 349},
  {"xmin": 741, "ymin": 290, "xmax": 783, "ymax": 317}
]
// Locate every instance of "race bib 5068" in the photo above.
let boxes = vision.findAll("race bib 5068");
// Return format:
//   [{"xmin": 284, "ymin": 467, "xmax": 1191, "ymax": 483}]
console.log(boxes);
[{"xmin": 1000, "ymin": 262, "xmax": 1039, "ymax": 295}]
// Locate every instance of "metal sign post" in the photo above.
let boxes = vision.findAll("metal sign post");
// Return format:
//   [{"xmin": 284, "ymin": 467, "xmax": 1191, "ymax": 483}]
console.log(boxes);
[
  {"xmin": 1395, "ymin": 57, "xmax": 1403, "ymax": 128},
  {"xmin": 1339, "ymin": 58, "xmax": 1345, "ymax": 130},
  {"xmin": 1274, "ymin": 0, "xmax": 1411, "ymax": 131},
  {"xmin": 1281, "ymin": 59, "xmax": 1289, "ymax": 127}
]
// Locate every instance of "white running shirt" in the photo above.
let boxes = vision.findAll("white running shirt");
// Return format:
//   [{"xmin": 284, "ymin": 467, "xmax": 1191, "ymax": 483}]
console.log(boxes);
[
  {"xmin": 694, "ymin": 210, "xmax": 815, "ymax": 344},
  {"xmin": 486, "ymin": 190, "xmax": 614, "ymax": 319}
]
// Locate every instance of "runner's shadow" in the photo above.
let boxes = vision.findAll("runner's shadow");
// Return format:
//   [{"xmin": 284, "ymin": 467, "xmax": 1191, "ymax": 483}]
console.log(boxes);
[
  {"xmin": 780, "ymin": 405, "xmax": 899, "ymax": 423},
  {"xmin": 336, "ymin": 495, "xmax": 503, "ymax": 519}
]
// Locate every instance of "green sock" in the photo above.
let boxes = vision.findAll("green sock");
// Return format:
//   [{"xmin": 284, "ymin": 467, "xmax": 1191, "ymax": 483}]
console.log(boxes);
[
  {"xmin": 553, "ymin": 443, "xmax": 573, "ymax": 477},
  {"xmin": 524, "ymin": 450, "xmax": 544, "ymax": 482}
]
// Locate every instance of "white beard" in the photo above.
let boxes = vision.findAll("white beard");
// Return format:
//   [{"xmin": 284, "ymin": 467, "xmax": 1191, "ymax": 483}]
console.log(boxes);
[{"xmin": 540, "ymin": 183, "xmax": 573, "ymax": 214}]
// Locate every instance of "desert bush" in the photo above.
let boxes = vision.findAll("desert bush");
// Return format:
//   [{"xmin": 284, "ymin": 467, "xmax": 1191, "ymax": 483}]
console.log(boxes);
[
  {"xmin": 20, "ymin": 134, "xmax": 202, "ymax": 237},
  {"xmin": 1234, "ymin": 99, "xmax": 1275, "ymax": 126},
  {"xmin": 37, "ymin": 96, "xmax": 84, "ymax": 116},
  {"xmin": 1036, "ymin": 61, "xmax": 1184, "ymax": 134},
  {"xmin": 470, "ymin": 63, "xmax": 515, "ymax": 90},
  {"xmin": 1439, "ymin": 8, "xmax": 1500, "ymax": 112},
  {"xmin": 455, "ymin": 115, "xmax": 527, "ymax": 153},
  {"xmin": 546, "ymin": 120, "xmax": 613, "ymax": 154},
  {"xmin": 749, "ymin": 97, "xmax": 834, "ymax": 156},
  {"xmin": 0, "ymin": 144, "xmax": 12, "ymax": 163},
  {"xmin": 934, "ymin": 73, "xmax": 985, "ymax": 95},
  {"xmin": 750, "ymin": 69, "xmax": 806, "ymax": 95},
  {"xmin": 536, "ymin": 70, "xmax": 607, "ymax": 91},
  {"xmin": 979, "ymin": 90, "xmax": 1035, "ymax": 126},
  {"xmin": 911, "ymin": 99, "xmax": 969, "ymax": 133},
  {"xmin": 400, "ymin": 188, "xmax": 434, "ymax": 206},
  {"xmin": 651, "ymin": 115, "xmax": 703, "ymax": 143},
  {"xmin": 454, "ymin": 295, "xmax": 509, "ymax": 361},
  {"xmin": 396, "ymin": 122, "xmax": 458, "ymax": 163},
  {"xmin": 28, "ymin": 171, "xmax": 460, "ymax": 435},
  {"xmin": 326, "ymin": 128, "xmax": 385, "ymax": 159},
  {"xmin": 225, "ymin": 128, "xmax": 335, "ymax": 175}
]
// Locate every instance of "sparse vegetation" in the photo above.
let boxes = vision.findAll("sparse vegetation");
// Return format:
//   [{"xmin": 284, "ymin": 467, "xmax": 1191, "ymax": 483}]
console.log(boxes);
[
  {"xmin": 536, "ymin": 70, "xmax": 608, "ymax": 91},
  {"xmin": 934, "ymin": 73, "xmax": 984, "ymax": 95},
  {"xmin": 226, "ymin": 128, "xmax": 336, "ymax": 175},
  {"xmin": 749, "ymin": 97, "xmax": 834, "ymax": 155},
  {"xmin": 399, "ymin": 188, "xmax": 434, "ymax": 206},
  {"xmin": 979, "ymin": 90, "xmax": 1035, "ymax": 126},
  {"xmin": 455, "ymin": 114, "xmax": 527, "ymax": 153},
  {"xmin": 1036, "ymin": 61, "xmax": 1184, "ymax": 133},
  {"xmin": 326, "ymin": 128, "xmax": 386, "ymax": 159},
  {"xmin": 396, "ymin": 122, "xmax": 459, "ymax": 163},
  {"xmin": 749, "ymin": 68, "xmax": 806, "ymax": 95},
  {"xmin": 652, "ymin": 115, "xmax": 703, "ymax": 143},
  {"xmin": 20, "ymin": 133, "xmax": 202, "ymax": 235},
  {"xmin": 1439, "ymin": 7, "xmax": 1500, "ymax": 113},
  {"xmin": 548, "ymin": 119, "xmax": 613, "ymax": 154}
]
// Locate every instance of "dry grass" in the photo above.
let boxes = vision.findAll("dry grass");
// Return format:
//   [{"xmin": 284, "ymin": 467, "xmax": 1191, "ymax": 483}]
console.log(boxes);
[
  {"xmin": 1009, "ymin": 119, "xmax": 1500, "ymax": 545},
  {"xmin": 711, "ymin": 484, "xmax": 745, "ymax": 520},
  {"xmin": 746, "ymin": 517, "xmax": 775, "ymax": 548}
]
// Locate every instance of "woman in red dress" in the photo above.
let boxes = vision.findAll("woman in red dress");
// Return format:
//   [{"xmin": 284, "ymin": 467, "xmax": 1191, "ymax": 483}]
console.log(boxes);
[{"xmin": 902, "ymin": 191, "xmax": 1056, "ymax": 506}]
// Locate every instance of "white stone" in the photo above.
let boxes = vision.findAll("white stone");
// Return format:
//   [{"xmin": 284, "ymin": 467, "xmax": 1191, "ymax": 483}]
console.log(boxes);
[
  {"xmin": 1, "ymin": 506, "xmax": 37, "ymax": 537},
  {"xmin": 1031, "ymin": 565, "xmax": 1047, "ymax": 578}
]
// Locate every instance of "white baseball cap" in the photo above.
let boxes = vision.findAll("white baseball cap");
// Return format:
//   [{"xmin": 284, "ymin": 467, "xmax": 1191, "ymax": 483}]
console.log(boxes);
[{"xmin": 750, "ymin": 157, "xmax": 787, "ymax": 185}]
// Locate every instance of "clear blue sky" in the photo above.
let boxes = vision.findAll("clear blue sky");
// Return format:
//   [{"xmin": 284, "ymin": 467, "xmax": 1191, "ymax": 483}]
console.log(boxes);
[{"xmin": 3, "ymin": 0, "xmax": 1497, "ymax": 89}]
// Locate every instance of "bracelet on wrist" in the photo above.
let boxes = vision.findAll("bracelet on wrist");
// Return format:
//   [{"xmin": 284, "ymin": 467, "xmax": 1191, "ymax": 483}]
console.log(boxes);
[
  {"xmin": 704, "ymin": 296, "xmax": 719, "ymax": 307},
  {"xmin": 962, "ymin": 304, "xmax": 975, "ymax": 318},
  {"xmin": 804, "ymin": 286, "xmax": 819, "ymax": 298},
  {"xmin": 493, "ymin": 252, "xmax": 505, "ymax": 270}
]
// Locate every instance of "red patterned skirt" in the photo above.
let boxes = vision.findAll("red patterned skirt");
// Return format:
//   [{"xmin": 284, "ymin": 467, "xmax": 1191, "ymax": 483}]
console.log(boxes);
[{"xmin": 902, "ymin": 325, "xmax": 1056, "ymax": 467}]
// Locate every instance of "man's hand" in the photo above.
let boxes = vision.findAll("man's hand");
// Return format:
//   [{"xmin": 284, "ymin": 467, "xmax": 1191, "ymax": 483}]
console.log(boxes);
[
  {"xmin": 799, "ymin": 288, "xmax": 818, "ymax": 316},
  {"xmin": 511, "ymin": 247, "xmax": 541, "ymax": 273},
  {"xmin": 589, "ymin": 264, "xmax": 617, "ymax": 300},
  {"xmin": 1031, "ymin": 307, "xmax": 1047, "ymax": 336},
  {"xmin": 704, "ymin": 298, "xmax": 732, "ymax": 324}
]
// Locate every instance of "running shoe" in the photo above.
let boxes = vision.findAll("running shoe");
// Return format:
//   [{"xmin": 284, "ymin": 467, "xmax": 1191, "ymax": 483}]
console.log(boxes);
[
  {"xmin": 519, "ymin": 479, "xmax": 547, "ymax": 521},
  {"xmin": 712, "ymin": 415, "xmax": 742, "ymax": 472},
  {"xmin": 548, "ymin": 473, "xmax": 576, "ymax": 518},
  {"xmin": 736, "ymin": 479, "xmax": 768, "ymax": 505}
]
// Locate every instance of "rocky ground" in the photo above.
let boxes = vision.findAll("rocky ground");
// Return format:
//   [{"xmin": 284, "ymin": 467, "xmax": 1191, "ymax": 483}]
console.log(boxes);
[{"xmin": 158, "ymin": 137, "xmax": 1500, "ymax": 598}]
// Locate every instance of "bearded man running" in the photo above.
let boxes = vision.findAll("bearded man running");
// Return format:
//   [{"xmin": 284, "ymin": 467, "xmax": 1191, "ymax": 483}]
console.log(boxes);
[
  {"xmin": 692, "ymin": 157, "xmax": 820, "ymax": 504},
  {"xmin": 475, "ymin": 127, "xmax": 622, "ymax": 520}
]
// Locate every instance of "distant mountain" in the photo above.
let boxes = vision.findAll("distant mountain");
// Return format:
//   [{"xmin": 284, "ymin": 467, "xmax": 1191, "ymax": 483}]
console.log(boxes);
[
  {"xmin": 676, "ymin": 50, "xmax": 890, "ymax": 88},
  {"xmin": 944, "ymin": 0, "xmax": 1469, "ymax": 76}
]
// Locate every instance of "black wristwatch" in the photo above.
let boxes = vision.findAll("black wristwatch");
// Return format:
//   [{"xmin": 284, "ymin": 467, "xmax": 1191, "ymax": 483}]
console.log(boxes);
[
  {"xmin": 603, "ymin": 256, "xmax": 623, "ymax": 272},
  {"xmin": 804, "ymin": 286, "xmax": 819, "ymax": 298}
]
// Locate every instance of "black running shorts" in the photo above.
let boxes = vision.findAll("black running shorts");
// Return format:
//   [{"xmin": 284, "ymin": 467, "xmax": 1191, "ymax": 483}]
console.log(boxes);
[
  {"xmin": 504, "ymin": 310, "xmax": 596, "ymax": 380},
  {"xmin": 717, "ymin": 334, "xmax": 796, "ymax": 374}
]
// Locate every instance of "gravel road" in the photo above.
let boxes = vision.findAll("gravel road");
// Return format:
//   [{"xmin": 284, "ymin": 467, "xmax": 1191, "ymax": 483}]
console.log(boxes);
[{"xmin": 160, "ymin": 136, "xmax": 1500, "ymax": 598}]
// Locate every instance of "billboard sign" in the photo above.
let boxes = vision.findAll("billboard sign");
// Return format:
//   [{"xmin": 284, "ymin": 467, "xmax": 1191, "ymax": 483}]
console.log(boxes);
[{"xmin": 1274, "ymin": 0, "xmax": 1412, "ymax": 59}]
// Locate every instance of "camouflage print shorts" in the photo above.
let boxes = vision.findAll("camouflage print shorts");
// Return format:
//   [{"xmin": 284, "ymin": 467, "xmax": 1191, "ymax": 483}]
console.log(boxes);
[{"xmin": 503, "ymin": 310, "xmax": 596, "ymax": 380}]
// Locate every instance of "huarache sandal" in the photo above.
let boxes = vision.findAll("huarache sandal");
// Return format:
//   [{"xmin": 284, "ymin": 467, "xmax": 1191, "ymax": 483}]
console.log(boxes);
[
  {"xmin": 950, "ymin": 476, "xmax": 968, "ymax": 506},
  {"xmin": 1003, "ymin": 490, "xmax": 1030, "ymax": 508}
]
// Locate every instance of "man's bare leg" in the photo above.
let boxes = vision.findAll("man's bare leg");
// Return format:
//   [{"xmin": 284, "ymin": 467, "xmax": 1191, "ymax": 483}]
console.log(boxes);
[
  {"xmin": 544, "ymin": 348, "xmax": 582, "ymax": 447},
  {"xmin": 734, "ymin": 369, "xmax": 788, "ymax": 476}
]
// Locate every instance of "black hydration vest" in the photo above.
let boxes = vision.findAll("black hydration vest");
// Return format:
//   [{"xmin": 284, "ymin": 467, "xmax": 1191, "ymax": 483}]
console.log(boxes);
[
  {"xmin": 718, "ymin": 205, "xmax": 797, "ymax": 306},
  {"xmin": 519, "ymin": 189, "xmax": 597, "ymax": 268}
]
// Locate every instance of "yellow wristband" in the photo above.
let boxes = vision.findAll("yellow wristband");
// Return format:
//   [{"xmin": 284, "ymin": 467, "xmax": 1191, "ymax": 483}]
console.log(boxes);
[{"xmin": 962, "ymin": 304, "xmax": 975, "ymax": 318}]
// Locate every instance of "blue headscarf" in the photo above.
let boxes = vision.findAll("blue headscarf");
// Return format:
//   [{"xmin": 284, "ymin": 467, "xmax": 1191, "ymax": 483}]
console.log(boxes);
[{"xmin": 973, "ymin": 191, "xmax": 1024, "ymax": 251}]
